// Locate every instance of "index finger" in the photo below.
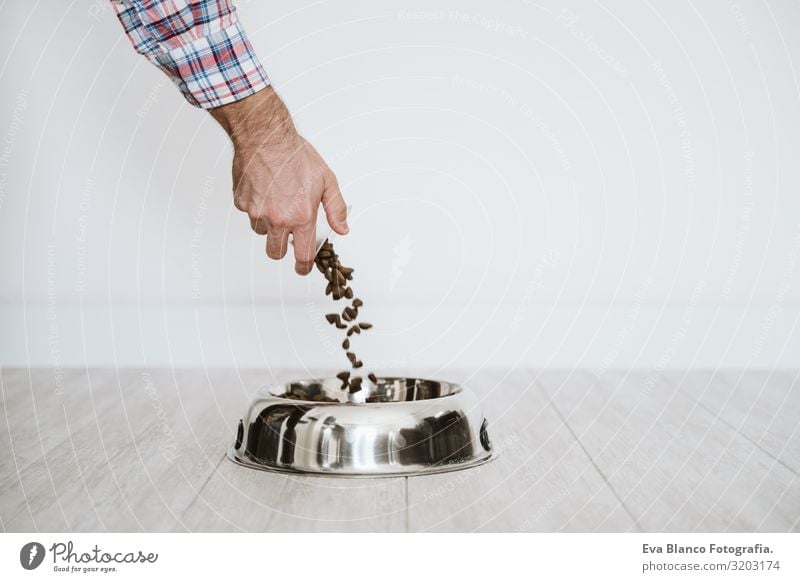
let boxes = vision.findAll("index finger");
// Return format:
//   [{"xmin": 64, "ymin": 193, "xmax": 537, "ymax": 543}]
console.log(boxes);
[{"xmin": 292, "ymin": 221, "xmax": 317, "ymax": 276}]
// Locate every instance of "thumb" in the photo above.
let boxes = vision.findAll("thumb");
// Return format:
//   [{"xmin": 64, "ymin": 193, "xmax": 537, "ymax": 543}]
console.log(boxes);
[{"xmin": 321, "ymin": 172, "xmax": 349, "ymax": 235}]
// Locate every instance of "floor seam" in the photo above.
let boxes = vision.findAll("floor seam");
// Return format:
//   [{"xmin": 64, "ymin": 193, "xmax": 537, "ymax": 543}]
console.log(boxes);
[
  {"xmin": 690, "ymin": 397, "xmax": 799, "ymax": 477},
  {"xmin": 179, "ymin": 451, "xmax": 226, "ymax": 523},
  {"xmin": 404, "ymin": 476, "xmax": 410, "ymax": 533},
  {"xmin": 542, "ymin": 384, "xmax": 644, "ymax": 532}
]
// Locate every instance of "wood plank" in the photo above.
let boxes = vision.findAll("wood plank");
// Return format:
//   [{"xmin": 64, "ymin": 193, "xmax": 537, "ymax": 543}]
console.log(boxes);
[
  {"xmin": 547, "ymin": 369, "xmax": 799, "ymax": 531},
  {"xmin": 407, "ymin": 370, "xmax": 638, "ymax": 532},
  {"xmin": 4, "ymin": 368, "xmax": 797, "ymax": 532},
  {"xmin": 68, "ymin": 369, "xmax": 246, "ymax": 531},
  {"xmin": 0, "ymin": 369, "xmax": 143, "ymax": 530},
  {"xmin": 666, "ymin": 370, "xmax": 800, "ymax": 474},
  {"xmin": 0, "ymin": 369, "xmax": 250, "ymax": 531},
  {"xmin": 0, "ymin": 368, "xmax": 121, "ymax": 479}
]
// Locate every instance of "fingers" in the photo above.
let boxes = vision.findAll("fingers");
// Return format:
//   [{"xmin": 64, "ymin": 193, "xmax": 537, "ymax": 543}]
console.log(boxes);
[
  {"xmin": 321, "ymin": 172, "xmax": 349, "ymax": 235},
  {"xmin": 266, "ymin": 227, "xmax": 290, "ymax": 260},
  {"xmin": 292, "ymin": 221, "xmax": 317, "ymax": 276},
  {"xmin": 249, "ymin": 216, "xmax": 269, "ymax": 235}
]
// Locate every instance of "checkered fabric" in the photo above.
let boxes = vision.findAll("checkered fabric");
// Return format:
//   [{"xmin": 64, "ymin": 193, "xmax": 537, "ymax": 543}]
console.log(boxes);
[{"xmin": 112, "ymin": 0, "xmax": 270, "ymax": 108}]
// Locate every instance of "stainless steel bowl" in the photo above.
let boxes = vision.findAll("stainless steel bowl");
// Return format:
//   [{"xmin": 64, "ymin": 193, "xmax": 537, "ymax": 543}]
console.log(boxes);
[{"xmin": 228, "ymin": 377, "xmax": 494, "ymax": 477}]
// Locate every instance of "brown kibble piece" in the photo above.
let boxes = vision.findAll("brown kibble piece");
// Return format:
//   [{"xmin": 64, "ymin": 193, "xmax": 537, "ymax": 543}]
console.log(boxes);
[
  {"xmin": 368, "ymin": 373, "xmax": 378, "ymax": 384},
  {"xmin": 358, "ymin": 322, "xmax": 372, "ymax": 330},
  {"xmin": 349, "ymin": 377, "xmax": 363, "ymax": 393},
  {"xmin": 316, "ymin": 240, "xmax": 374, "ymax": 374}
]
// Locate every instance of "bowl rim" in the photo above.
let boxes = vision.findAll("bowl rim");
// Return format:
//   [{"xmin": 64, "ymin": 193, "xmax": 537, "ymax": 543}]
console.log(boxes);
[{"xmin": 258, "ymin": 376, "xmax": 467, "ymax": 406}]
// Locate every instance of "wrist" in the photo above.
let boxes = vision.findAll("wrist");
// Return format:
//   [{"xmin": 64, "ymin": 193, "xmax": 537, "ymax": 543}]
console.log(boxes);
[{"xmin": 210, "ymin": 86, "xmax": 299, "ymax": 149}]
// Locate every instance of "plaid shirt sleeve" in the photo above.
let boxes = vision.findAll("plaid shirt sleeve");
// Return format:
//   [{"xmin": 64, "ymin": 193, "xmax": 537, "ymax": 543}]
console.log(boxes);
[{"xmin": 111, "ymin": 0, "xmax": 270, "ymax": 109}]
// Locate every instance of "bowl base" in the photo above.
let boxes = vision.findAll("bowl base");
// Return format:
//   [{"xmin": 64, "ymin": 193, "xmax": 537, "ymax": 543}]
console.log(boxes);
[{"xmin": 226, "ymin": 447, "xmax": 496, "ymax": 479}]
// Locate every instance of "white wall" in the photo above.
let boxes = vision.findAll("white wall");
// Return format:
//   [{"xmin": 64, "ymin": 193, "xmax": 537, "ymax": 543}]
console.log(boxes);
[{"xmin": 1, "ymin": 0, "xmax": 799, "ymax": 370}]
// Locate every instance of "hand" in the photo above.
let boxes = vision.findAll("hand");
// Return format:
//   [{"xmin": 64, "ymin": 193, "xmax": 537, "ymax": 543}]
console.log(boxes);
[{"xmin": 210, "ymin": 87, "xmax": 349, "ymax": 275}]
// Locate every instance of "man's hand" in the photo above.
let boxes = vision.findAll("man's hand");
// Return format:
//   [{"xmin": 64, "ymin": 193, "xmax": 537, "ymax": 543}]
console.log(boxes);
[{"xmin": 210, "ymin": 87, "xmax": 349, "ymax": 275}]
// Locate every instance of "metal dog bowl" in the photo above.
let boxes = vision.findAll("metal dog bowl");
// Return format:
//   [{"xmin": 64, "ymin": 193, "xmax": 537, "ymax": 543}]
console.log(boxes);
[{"xmin": 228, "ymin": 377, "xmax": 494, "ymax": 477}]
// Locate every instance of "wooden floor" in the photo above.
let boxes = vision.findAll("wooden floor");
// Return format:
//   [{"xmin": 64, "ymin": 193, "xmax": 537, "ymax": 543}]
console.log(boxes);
[{"xmin": 0, "ymin": 369, "xmax": 797, "ymax": 532}]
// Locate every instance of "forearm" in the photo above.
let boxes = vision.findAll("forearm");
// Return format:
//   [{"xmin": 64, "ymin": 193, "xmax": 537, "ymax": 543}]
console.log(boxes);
[{"xmin": 209, "ymin": 87, "xmax": 297, "ymax": 149}]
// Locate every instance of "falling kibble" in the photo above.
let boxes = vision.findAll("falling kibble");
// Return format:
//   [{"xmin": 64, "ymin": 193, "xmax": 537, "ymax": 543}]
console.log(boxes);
[
  {"xmin": 349, "ymin": 377, "xmax": 363, "ymax": 393},
  {"xmin": 314, "ymin": 239, "xmax": 378, "ymax": 387}
]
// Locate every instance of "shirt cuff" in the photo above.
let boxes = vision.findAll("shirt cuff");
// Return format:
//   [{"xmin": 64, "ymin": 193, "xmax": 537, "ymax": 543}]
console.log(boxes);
[{"xmin": 150, "ymin": 19, "xmax": 271, "ymax": 109}]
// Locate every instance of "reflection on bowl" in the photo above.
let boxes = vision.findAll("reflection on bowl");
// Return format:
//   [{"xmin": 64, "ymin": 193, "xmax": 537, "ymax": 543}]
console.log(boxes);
[{"xmin": 228, "ymin": 377, "xmax": 494, "ymax": 477}]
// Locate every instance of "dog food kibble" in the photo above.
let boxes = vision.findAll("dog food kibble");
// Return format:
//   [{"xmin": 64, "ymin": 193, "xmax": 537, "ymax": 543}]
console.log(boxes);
[
  {"xmin": 314, "ymin": 239, "xmax": 378, "ymax": 394},
  {"xmin": 285, "ymin": 386, "xmax": 341, "ymax": 402},
  {"xmin": 349, "ymin": 377, "xmax": 363, "ymax": 393}
]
